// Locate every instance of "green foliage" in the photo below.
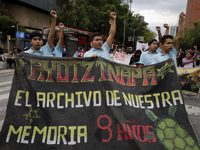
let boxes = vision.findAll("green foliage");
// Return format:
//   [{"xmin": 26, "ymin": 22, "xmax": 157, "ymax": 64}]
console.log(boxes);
[
  {"xmin": 0, "ymin": 0, "xmax": 27, "ymax": 42},
  {"xmin": 55, "ymin": 0, "xmax": 153, "ymax": 45},
  {"xmin": 143, "ymin": 28, "xmax": 157, "ymax": 43},
  {"xmin": 0, "ymin": 15, "xmax": 18, "ymax": 42},
  {"xmin": 180, "ymin": 20, "xmax": 200, "ymax": 50}
]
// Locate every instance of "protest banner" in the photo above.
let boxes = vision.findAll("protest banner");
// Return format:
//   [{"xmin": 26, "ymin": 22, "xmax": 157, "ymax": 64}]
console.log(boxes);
[
  {"xmin": 113, "ymin": 52, "xmax": 132, "ymax": 65},
  {"xmin": 136, "ymin": 41, "xmax": 148, "ymax": 51},
  {"xmin": 0, "ymin": 53, "xmax": 199, "ymax": 149},
  {"xmin": 177, "ymin": 67, "xmax": 200, "ymax": 98}
]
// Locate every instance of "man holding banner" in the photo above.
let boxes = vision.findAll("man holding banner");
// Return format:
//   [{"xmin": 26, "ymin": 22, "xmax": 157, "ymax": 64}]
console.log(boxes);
[
  {"xmin": 24, "ymin": 10, "xmax": 57, "ymax": 56},
  {"xmin": 84, "ymin": 12, "xmax": 116, "ymax": 60}
]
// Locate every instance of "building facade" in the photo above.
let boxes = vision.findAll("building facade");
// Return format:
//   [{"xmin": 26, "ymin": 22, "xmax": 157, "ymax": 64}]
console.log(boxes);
[
  {"xmin": 121, "ymin": 0, "xmax": 131, "ymax": 5},
  {"xmin": 2, "ymin": 0, "xmax": 57, "ymax": 31},
  {"xmin": 1, "ymin": 0, "xmax": 57, "ymax": 50},
  {"xmin": 170, "ymin": 26, "xmax": 178, "ymax": 37},
  {"xmin": 185, "ymin": 0, "xmax": 200, "ymax": 27}
]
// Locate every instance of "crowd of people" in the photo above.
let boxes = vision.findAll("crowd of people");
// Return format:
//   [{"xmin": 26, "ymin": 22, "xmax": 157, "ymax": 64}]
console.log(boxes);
[
  {"xmin": 1, "ymin": 10, "xmax": 199, "ymax": 71},
  {"xmin": 72, "ymin": 11, "xmax": 200, "ymax": 70}
]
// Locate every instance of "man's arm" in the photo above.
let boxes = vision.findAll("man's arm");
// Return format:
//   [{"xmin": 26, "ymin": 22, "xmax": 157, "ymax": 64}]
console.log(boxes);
[
  {"xmin": 156, "ymin": 26, "xmax": 162, "ymax": 47},
  {"xmin": 194, "ymin": 45, "xmax": 198, "ymax": 52},
  {"xmin": 113, "ymin": 47, "xmax": 117, "ymax": 55},
  {"xmin": 174, "ymin": 12, "xmax": 186, "ymax": 50},
  {"xmin": 106, "ymin": 12, "xmax": 116, "ymax": 48},
  {"xmin": 163, "ymin": 23, "xmax": 170, "ymax": 36},
  {"xmin": 58, "ymin": 23, "xmax": 64, "ymax": 48},
  {"xmin": 192, "ymin": 45, "xmax": 198, "ymax": 60},
  {"xmin": 47, "ymin": 10, "xmax": 57, "ymax": 49}
]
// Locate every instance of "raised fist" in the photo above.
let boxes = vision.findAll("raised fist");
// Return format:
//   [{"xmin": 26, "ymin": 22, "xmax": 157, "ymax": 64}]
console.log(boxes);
[
  {"xmin": 50, "ymin": 10, "xmax": 57, "ymax": 18},
  {"xmin": 110, "ymin": 12, "xmax": 116, "ymax": 19},
  {"xmin": 179, "ymin": 12, "xmax": 186, "ymax": 21},
  {"xmin": 59, "ymin": 23, "xmax": 64, "ymax": 29},
  {"xmin": 109, "ymin": 20, "xmax": 112, "ymax": 25},
  {"xmin": 156, "ymin": 26, "xmax": 161, "ymax": 31},
  {"xmin": 163, "ymin": 23, "xmax": 169, "ymax": 28},
  {"xmin": 194, "ymin": 45, "xmax": 197, "ymax": 49}
]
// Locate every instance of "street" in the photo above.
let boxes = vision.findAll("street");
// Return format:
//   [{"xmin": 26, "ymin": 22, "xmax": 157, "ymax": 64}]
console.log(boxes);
[{"xmin": 0, "ymin": 69, "xmax": 200, "ymax": 144}]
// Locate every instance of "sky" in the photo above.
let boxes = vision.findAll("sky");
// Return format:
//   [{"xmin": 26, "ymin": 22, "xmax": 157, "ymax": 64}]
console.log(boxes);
[{"xmin": 130, "ymin": 0, "xmax": 188, "ymax": 38}]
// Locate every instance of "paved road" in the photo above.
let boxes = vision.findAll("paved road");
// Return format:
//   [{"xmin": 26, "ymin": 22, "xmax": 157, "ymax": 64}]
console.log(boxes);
[
  {"xmin": 0, "ymin": 69, "xmax": 200, "ymax": 144},
  {"xmin": 0, "ymin": 69, "xmax": 14, "ymax": 129}
]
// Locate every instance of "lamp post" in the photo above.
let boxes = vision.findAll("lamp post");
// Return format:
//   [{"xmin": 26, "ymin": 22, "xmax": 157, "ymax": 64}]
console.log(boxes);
[
  {"xmin": 131, "ymin": 26, "xmax": 144, "ymax": 46},
  {"xmin": 17, "ymin": 24, "xmax": 19, "ymax": 48},
  {"xmin": 123, "ymin": 16, "xmax": 134, "ymax": 45},
  {"xmin": 12, "ymin": 24, "xmax": 19, "ymax": 48}
]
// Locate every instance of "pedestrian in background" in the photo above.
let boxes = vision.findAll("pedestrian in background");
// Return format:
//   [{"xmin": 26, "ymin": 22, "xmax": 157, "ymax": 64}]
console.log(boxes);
[
  {"xmin": 177, "ymin": 48, "xmax": 185, "ymax": 67},
  {"xmin": 62, "ymin": 45, "xmax": 67, "ymax": 57},
  {"xmin": 129, "ymin": 49, "xmax": 142, "ymax": 66},
  {"xmin": 182, "ymin": 46, "xmax": 198, "ymax": 68},
  {"xmin": 6, "ymin": 50, "xmax": 15, "ymax": 69}
]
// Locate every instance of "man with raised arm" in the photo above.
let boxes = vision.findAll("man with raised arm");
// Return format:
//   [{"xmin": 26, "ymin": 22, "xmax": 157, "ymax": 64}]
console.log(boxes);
[
  {"xmin": 149, "ymin": 12, "xmax": 186, "ymax": 68},
  {"xmin": 163, "ymin": 23, "xmax": 170, "ymax": 36},
  {"xmin": 25, "ymin": 10, "xmax": 57, "ymax": 56},
  {"xmin": 156, "ymin": 23, "xmax": 170, "ymax": 48},
  {"xmin": 156, "ymin": 26, "xmax": 162, "ymax": 47},
  {"xmin": 84, "ymin": 12, "xmax": 116, "ymax": 60},
  {"xmin": 51, "ymin": 23, "xmax": 64, "ymax": 57}
]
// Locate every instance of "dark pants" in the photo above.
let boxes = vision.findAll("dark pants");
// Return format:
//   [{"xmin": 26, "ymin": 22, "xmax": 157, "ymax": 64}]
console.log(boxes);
[
  {"xmin": 6, "ymin": 59, "xmax": 15, "ymax": 69},
  {"xmin": 177, "ymin": 59, "xmax": 183, "ymax": 67},
  {"xmin": 196, "ymin": 60, "xmax": 200, "ymax": 66}
]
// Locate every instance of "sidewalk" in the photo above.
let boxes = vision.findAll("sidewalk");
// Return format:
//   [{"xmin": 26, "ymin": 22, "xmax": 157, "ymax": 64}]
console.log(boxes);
[{"xmin": 184, "ymin": 97, "xmax": 200, "ymax": 144}]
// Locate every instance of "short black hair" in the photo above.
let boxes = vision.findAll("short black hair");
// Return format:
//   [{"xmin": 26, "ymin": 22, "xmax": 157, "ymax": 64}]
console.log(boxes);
[
  {"xmin": 30, "ymin": 31, "xmax": 42, "ymax": 40},
  {"xmin": 148, "ymin": 39, "xmax": 157, "ymax": 45},
  {"xmin": 90, "ymin": 32, "xmax": 102, "ymax": 41},
  {"xmin": 135, "ymin": 49, "xmax": 142, "ymax": 54},
  {"xmin": 161, "ymin": 35, "xmax": 174, "ymax": 44}
]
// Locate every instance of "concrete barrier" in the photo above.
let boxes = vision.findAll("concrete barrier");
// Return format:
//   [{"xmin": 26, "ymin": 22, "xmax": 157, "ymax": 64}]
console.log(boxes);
[{"xmin": 0, "ymin": 62, "xmax": 7, "ymax": 70}]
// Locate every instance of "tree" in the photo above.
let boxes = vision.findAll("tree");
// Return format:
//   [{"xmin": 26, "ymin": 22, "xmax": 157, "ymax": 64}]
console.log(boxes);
[
  {"xmin": 143, "ymin": 28, "xmax": 157, "ymax": 43},
  {"xmin": 180, "ymin": 20, "xmax": 200, "ymax": 51},
  {"xmin": 193, "ymin": 20, "xmax": 200, "ymax": 48},
  {"xmin": 55, "ymin": 0, "xmax": 151, "ymax": 46},
  {"xmin": 180, "ymin": 27, "xmax": 194, "ymax": 50}
]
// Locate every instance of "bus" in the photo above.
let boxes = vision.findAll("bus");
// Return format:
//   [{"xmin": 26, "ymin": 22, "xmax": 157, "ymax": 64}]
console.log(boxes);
[{"xmin": 42, "ymin": 26, "xmax": 118, "ymax": 57}]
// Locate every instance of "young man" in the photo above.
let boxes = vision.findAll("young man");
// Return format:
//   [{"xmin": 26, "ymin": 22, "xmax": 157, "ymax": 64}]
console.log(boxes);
[
  {"xmin": 25, "ymin": 10, "xmax": 57, "ymax": 56},
  {"xmin": 51, "ymin": 22, "xmax": 64, "ymax": 57},
  {"xmin": 84, "ymin": 12, "xmax": 116, "ymax": 60},
  {"xmin": 150, "ymin": 12, "xmax": 186, "ymax": 67},
  {"xmin": 139, "ymin": 39, "xmax": 158, "ymax": 66}
]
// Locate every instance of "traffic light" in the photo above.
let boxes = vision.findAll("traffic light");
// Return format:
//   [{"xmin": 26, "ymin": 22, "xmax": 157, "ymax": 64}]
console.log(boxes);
[{"xmin": 8, "ymin": 35, "xmax": 11, "ymax": 40}]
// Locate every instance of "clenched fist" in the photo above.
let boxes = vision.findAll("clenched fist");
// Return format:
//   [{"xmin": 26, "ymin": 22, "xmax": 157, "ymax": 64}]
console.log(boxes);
[
  {"xmin": 110, "ymin": 12, "xmax": 116, "ymax": 20},
  {"xmin": 50, "ymin": 10, "xmax": 57, "ymax": 18},
  {"xmin": 59, "ymin": 23, "xmax": 64, "ymax": 29},
  {"xmin": 179, "ymin": 12, "xmax": 186, "ymax": 21},
  {"xmin": 156, "ymin": 26, "xmax": 161, "ymax": 31},
  {"xmin": 163, "ymin": 23, "xmax": 169, "ymax": 29}
]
